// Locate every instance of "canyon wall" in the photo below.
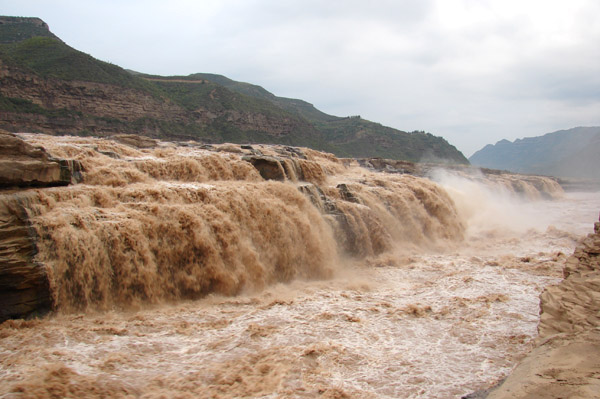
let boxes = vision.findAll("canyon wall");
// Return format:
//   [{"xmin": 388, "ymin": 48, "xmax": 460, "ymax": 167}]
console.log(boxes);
[{"xmin": 485, "ymin": 215, "xmax": 600, "ymax": 398}]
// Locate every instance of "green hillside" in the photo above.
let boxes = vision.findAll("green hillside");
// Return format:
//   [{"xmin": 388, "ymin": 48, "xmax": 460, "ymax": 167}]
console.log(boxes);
[
  {"xmin": 0, "ymin": 16, "xmax": 468, "ymax": 164},
  {"xmin": 0, "ymin": 16, "xmax": 58, "ymax": 43},
  {"xmin": 147, "ymin": 73, "xmax": 467, "ymax": 163},
  {"xmin": 0, "ymin": 36, "xmax": 160, "ymax": 94},
  {"xmin": 186, "ymin": 73, "xmax": 339, "ymax": 123}
]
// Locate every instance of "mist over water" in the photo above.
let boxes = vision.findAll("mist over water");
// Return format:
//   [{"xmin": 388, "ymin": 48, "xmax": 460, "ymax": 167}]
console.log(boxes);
[
  {"xmin": 431, "ymin": 168, "xmax": 564, "ymax": 236},
  {"xmin": 1, "ymin": 135, "xmax": 598, "ymax": 398}
]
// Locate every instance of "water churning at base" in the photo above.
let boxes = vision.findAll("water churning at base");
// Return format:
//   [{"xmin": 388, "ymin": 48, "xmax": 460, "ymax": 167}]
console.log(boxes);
[
  {"xmin": 25, "ymin": 182, "xmax": 336, "ymax": 311},
  {"xmin": 3, "ymin": 134, "xmax": 589, "ymax": 399}
]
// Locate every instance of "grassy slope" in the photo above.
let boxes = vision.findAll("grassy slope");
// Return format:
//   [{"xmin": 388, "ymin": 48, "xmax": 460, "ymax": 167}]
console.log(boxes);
[
  {"xmin": 136, "ymin": 76, "xmax": 329, "ymax": 148},
  {"xmin": 0, "ymin": 17, "xmax": 58, "ymax": 44},
  {"xmin": 0, "ymin": 36, "xmax": 162, "ymax": 95},
  {"xmin": 186, "ymin": 73, "xmax": 339, "ymax": 123},
  {"xmin": 0, "ymin": 17, "xmax": 468, "ymax": 163},
  {"xmin": 188, "ymin": 74, "xmax": 468, "ymax": 163}
]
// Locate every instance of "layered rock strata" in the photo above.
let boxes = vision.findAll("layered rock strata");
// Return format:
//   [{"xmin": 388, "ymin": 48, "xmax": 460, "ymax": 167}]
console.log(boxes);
[
  {"xmin": 0, "ymin": 129, "xmax": 81, "ymax": 188},
  {"xmin": 0, "ymin": 132, "xmax": 82, "ymax": 320},
  {"xmin": 0, "ymin": 193, "xmax": 51, "ymax": 320}
]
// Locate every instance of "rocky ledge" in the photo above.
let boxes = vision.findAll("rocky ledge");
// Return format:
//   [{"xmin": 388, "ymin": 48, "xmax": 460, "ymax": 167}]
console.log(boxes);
[
  {"xmin": 477, "ymin": 214, "xmax": 600, "ymax": 398},
  {"xmin": 0, "ymin": 131, "xmax": 83, "ymax": 320},
  {"xmin": 0, "ymin": 129, "xmax": 82, "ymax": 188}
]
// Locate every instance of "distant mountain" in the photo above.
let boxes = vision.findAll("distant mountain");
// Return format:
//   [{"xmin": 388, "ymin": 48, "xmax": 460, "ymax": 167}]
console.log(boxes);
[
  {"xmin": 469, "ymin": 127, "xmax": 600, "ymax": 179},
  {"xmin": 0, "ymin": 16, "xmax": 468, "ymax": 164}
]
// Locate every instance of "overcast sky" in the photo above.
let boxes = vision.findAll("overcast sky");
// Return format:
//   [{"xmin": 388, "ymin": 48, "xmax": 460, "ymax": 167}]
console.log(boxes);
[{"xmin": 2, "ymin": 0, "xmax": 599, "ymax": 156}]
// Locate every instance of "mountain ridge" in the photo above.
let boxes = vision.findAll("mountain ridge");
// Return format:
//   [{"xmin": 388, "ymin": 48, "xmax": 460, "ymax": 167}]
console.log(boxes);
[
  {"xmin": 469, "ymin": 126, "xmax": 600, "ymax": 179},
  {"xmin": 0, "ymin": 16, "xmax": 468, "ymax": 164}
]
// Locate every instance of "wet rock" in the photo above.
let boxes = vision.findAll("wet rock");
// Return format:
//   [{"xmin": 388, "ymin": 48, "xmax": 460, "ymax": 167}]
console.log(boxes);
[
  {"xmin": 111, "ymin": 134, "xmax": 157, "ymax": 149},
  {"xmin": 461, "ymin": 389, "xmax": 491, "ymax": 398},
  {"xmin": 242, "ymin": 155, "xmax": 287, "ymax": 181},
  {"xmin": 58, "ymin": 159, "xmax": 83, "ymax": 184},
  {"xmin": 337, "ymin": 183, "xmax": 362, "ymax": 204},
  {"xmin": 240, "ymin": 144, "xmax": 263, "ymax": 156},
  {"xmin": 297, "ymin": 183, "xmax": 363, "ymax": 256},
  {"xmin": 484, "ymin": 213, "xmax": 600, "ymax": 399},
  {"xmin": 562, "ymin": 224, "xmax": 600, "ymax": 279},
  {"xmin": 96, "ymin": 149, "xmax": 121, "ymax": 159},
  {"xmin": 215, "ymin": 143, "xmax": 244, "ymax": 154},
  {"xmin": 357, "ymin": 158, "xmax": 419, "ymax": 175},
  {"xmin": 242, "ymin": 148, "xmax": 327, "ymax": 183},
  {"xmin": 0, "ymin": 132, "xmax": 81, "ymax": 320},
  {"xmin": 0, "ymin": 194, "xmax": 52, "ymax": 321},
  {"xmin": 461, "ymin": 378, "xmax": 506, "ymax": 399},
  {"xmin": 279, "ymin": 158, "xmax": 302, "ymax": 182},
  {"xmin": 279, "ymin": 146, "xmax": 307, "ymax": 159},
  {"xmin": 298, "ymin": 183, "xmax": 337, "ymax": 214},
  {"xmin": 0, "ymin": 130, "xmax": 82, "ymax": 188}
]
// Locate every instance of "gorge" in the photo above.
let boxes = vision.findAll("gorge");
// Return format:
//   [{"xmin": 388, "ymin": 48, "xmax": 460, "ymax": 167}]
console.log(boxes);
[
  {"xmin": 1, "ymin": 14, "xmax": 599, "ymax": 399},
  {"xmin": 1, "ymin": 131, "xmax": 598, "ymax": 398}
]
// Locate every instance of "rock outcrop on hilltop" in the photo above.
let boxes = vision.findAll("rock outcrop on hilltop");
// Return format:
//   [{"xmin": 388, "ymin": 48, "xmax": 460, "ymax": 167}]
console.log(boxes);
[{"xmin": 484, "ymin": 215, "xmax": 600, "ymax": 399}]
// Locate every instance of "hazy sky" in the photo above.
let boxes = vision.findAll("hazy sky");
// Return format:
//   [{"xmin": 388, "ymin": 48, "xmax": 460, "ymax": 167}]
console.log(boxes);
[{"xmin": 2, "ymin": 0, "xmax": 599, "ymax": 156}]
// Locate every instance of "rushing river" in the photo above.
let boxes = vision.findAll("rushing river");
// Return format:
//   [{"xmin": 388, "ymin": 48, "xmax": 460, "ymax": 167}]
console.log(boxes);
[{"xmin": 0, "ymin": 135, "xmax": 598, "ymax": 398}]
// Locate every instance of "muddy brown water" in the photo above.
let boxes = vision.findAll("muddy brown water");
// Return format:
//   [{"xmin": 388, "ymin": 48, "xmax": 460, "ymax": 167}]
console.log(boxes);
[{"xmin": 1, "ymin": 134, "xmax": 598, "ymax": 398}]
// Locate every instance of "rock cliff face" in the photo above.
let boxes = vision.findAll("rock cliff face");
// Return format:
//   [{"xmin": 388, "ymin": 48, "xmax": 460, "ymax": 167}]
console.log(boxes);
[
  {"xmin": 0, "ymin": 130, "xmax": 82, "ymax": 321},
  {"xmin": 485, "ymin": 216, "xmax": 600, "ymax": 399},
  {"xmin": 0, "ymin": 16, "xmax": 56, "ymax": 44},
  {"xmin": 0, "ymin": 192, "xmax": 51, "ymax": 321}
]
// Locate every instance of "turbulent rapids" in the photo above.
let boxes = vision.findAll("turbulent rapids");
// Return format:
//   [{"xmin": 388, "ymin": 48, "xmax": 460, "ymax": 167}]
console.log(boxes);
[
  {"xmin": 1, "ymin": 134, "xmax": 471, "ymax": 314},
  {"xmin": 1, "ymin": 133, "xmax": 597, "ymax": 398}
]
